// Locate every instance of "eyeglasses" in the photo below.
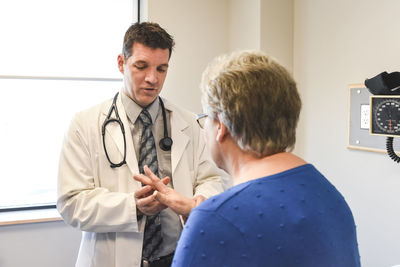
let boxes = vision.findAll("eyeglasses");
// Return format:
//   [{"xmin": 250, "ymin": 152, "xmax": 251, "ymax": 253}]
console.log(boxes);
[{"xmin": 196, "ymin": 113, "xmax": 208, "ymax": 129}]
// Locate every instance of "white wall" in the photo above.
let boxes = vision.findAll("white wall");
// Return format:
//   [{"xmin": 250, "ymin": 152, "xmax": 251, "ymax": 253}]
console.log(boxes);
[{"xmin": 294, "ymin": 0, "xmax": 400, "ymax": 266}]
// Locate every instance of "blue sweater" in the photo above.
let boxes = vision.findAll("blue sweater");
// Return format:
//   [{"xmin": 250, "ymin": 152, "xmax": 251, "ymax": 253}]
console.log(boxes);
[{"xmin": 172, "ymin": 164, "xmax": 361, "ymax": 267}]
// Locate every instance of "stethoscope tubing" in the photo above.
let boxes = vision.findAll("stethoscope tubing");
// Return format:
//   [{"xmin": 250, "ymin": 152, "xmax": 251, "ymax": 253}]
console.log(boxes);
[
  {"xmin": 102, "ymin": 92, "xmax": 172, "ymax": 168},
  {"xmin": 102, "ymin": 92, "xmax": 127, "ymax": 168}
]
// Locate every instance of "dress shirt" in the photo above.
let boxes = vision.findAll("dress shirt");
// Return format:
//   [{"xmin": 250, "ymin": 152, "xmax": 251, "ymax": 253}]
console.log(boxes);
[{"xmin": 121, "ymin": 91, "xmax": 182, "ymax": 258}]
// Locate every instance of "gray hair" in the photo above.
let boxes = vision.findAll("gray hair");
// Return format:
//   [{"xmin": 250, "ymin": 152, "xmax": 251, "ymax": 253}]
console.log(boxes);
[{"xmin": 200, "ymin": 50, "xmax": 301, "ymax": 157}]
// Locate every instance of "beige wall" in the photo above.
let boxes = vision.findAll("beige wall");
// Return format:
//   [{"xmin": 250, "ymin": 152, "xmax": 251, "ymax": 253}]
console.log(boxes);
[
  {"xmin": 146, "ymin": 0, "xmax": 293, "ymax": 112},
  {"xmin": 228, "ymin": 0, "xmax": 261, "ymax": 52},
  {"xmin": 147, "ymin": 0, "xmax": 230, "ymax": 113},
  {"xmin": 228, "ymin": 0, "xmax": 294, "ymax": 72},
  {"xmin": 260, "ymin": 0, "xmax": 293, "ymax": 72},
  {"xmin": 294, "ymin": 1, "xmax": 400, "ymax": 266}
]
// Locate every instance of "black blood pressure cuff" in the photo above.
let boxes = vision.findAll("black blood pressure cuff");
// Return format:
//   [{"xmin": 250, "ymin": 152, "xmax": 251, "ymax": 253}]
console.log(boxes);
[{"xmin": 365, "ymin": 71, "xmax": 400, "ymax": 95}]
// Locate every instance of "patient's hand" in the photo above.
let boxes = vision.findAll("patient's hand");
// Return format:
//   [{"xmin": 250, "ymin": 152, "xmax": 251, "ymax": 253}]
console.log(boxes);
[{"xmin": 133, "ymin": 166, "xmax": 205, "ymax": 217}]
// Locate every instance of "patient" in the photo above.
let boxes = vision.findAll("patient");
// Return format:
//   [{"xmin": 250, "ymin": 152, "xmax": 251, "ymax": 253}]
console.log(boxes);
[{"xmin": 138, "ymin": 50, "xmax": 361, "ymax": 266}]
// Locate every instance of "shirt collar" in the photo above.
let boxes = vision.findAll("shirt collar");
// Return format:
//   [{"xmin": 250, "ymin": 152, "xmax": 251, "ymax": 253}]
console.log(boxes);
[{"xmin": 121, "ymin": 92, "xmax": 160, "ymax": 124}]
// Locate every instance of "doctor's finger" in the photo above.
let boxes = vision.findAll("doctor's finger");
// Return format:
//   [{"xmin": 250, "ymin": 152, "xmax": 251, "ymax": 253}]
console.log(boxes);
[
  {"xmin": 133, "ymin": 173, "xmax": 153, "ymax": 186},
  {"xmin": 160, "ymin": 177, "xmax": 171, "ymax": 186},
  {"xmin": 143, "ymin": 165, "xmax": 164, "ymax": 182},
  {"xmin": 137, "ymin": 194, "xmax": 156, "ymax": 207},
  {"xmin": 135, "ymin": 185, "xmax": 154, "ymax": 199},
  {"xmin": 150, "ymin": 176, "xmax": 171, "ymax": 194},
  {"xmin": 143, "ymin": 166, "xmax": 170, "ymax": 191},
  {"xmin": 140, "ymin": 200, "xmax": 168, "ymax": 215}
]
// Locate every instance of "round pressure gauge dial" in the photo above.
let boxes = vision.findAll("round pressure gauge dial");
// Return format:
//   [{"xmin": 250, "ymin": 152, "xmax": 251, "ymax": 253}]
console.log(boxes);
[{"xmin": 371, "ymin": 96, "xmax": 400, "ymax": 136}]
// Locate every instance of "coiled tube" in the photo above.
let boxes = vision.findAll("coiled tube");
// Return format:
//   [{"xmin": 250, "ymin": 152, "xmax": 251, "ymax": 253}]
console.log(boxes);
[{"xmin": 386, "ymin": 137, "xmax": 400, "ymax": 163}]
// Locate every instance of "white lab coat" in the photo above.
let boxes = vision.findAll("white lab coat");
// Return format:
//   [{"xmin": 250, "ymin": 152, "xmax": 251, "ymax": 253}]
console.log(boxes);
[{"xmin": 57, "ymin": 93, "xmax": 225, "ymax": 267}]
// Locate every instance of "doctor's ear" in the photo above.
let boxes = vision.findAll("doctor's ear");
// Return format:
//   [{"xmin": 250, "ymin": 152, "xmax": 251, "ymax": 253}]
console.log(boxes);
[{"xmin": 117, "ymin": 54, "xmax": 125, "ymax": 74}]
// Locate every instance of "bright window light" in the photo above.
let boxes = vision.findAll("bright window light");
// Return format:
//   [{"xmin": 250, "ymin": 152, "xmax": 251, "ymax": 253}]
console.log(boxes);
[
  {"xmin": 0, "ymin": 79, "xmax": 121, "ymax": 208},
  {"xmin": 0, "ymin": 0, "xmax": 137, "ymax": 209},
  {"xmin": 0, "ymin": 0, "xmax": 135, "ymax": 78}
]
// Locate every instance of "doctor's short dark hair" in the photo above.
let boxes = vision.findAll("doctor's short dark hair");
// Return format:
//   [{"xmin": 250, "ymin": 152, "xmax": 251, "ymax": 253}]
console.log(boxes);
[
  {"xmin": 200, "ymin": 50, "xmax": 301, "ymax": 157},
  {"xmin": 122, "ymin": 22, "xmax": 175, "ymax": 59}
]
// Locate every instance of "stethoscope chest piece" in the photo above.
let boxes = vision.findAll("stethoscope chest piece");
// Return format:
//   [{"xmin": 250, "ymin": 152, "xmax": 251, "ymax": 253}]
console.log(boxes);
[
  {"xmin": 159, "ymin": 136, "xmax": 173, "ymax": 151},
  {"xmin": 158, "ymin": 97, "xmax": 173, "ymax": 151}
]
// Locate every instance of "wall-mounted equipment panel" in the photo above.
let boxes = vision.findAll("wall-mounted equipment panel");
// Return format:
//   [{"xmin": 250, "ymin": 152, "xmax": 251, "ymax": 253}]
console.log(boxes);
[{"xmin": 347, "ymin": 84, "xmax": 400, "ymax": 153}]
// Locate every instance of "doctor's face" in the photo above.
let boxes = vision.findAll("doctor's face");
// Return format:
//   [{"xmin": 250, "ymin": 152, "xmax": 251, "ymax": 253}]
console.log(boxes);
[{"xmin": 118, "ymin": 42, "xmax": 170, "ymax": 107}]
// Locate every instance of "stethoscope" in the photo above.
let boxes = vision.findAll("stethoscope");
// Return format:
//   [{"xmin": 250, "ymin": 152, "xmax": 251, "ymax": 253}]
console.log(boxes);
[{"xmin": 102, "ymin": 92, "xmax": 173, "ymax": 168}]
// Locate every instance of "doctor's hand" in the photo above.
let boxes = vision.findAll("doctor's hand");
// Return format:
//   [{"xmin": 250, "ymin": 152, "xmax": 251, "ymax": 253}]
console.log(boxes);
[
  {"xmin": 134, "ymin": 173, "xmax": 170, "ymax": 216},
  {"xmin": 134, "ymin": 166, "xmax": 206, "ymax": 217}
]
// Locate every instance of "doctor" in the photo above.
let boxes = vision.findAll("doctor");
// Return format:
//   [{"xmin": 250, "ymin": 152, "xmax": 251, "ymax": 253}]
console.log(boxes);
[{"xmin": 57, "ymin": 22, "xmax": 225, "ymax": 267}]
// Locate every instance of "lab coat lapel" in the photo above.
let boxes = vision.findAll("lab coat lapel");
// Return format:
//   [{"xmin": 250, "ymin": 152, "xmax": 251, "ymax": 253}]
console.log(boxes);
[
  {"xmin": 102, "ymin": 93, "xmax": 140, "ymax": 177},
  {"xmin": 168, "ymin": 102, "xmax": 190, "ymax": 174}
]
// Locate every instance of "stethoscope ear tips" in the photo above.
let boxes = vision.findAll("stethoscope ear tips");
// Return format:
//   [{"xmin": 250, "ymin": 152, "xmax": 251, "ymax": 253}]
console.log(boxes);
[{"xmin": 159, "ymin": 137, "xmax": 173, "ymax": 151}]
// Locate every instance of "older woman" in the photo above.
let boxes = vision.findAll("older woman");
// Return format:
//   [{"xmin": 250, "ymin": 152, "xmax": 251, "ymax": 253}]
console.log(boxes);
[{"xmin": 135, "ymin": 51, "xmax": 361, "ymax": 267}]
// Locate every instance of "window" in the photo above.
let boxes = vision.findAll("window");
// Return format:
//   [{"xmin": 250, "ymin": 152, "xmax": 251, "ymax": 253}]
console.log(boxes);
[{"xmin": 0, "ymin": 0, "xmax": 139, "ymax": 211}]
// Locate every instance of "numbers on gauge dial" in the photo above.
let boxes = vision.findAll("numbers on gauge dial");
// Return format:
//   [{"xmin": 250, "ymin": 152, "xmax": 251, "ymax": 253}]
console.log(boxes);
[{"xmin": 374, "ymin": 99, "xmax": 400, "ymax": 134}]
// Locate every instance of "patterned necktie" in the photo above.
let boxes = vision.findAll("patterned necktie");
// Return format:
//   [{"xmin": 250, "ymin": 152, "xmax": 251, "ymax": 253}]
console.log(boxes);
[{"xmin": 138, "ymin": 109, "xmax": 163, "ymax": 261}]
